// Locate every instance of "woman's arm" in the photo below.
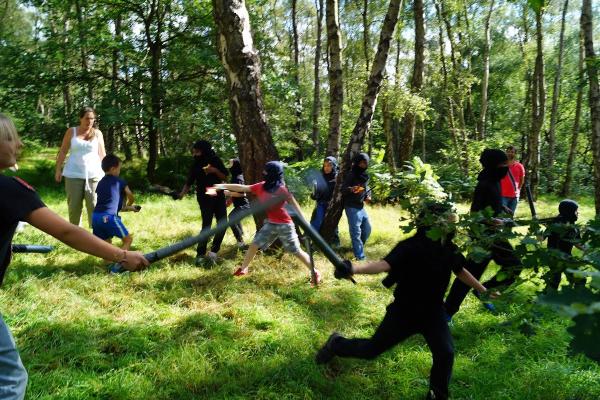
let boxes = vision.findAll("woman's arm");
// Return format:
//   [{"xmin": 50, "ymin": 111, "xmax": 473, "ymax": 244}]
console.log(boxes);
[
  {"xmin": 96, "ymin": 129, "xmax": 106, "ymax": 159},
  {"xmin": 25, "ymin": 207, "xmax": 148, "ymax": 270},
  {"xmin": 55, "ymin": 129, "xmax": 72, "ymax": 182}
]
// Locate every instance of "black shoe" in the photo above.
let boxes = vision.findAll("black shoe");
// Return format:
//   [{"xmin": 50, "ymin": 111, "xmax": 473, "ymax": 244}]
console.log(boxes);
[
  {"xmin": 315, "ymin": 332, "xmax": 341, "ymax": 364},
  {"xmin": 425, "ymin": 389, "xmax": 448, "ymax": 400}
]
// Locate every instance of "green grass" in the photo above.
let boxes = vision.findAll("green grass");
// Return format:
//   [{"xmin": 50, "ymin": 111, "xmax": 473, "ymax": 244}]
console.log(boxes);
[{"xmin": 5, "ymin": 152, "xmax": 600, "ymax": 399}]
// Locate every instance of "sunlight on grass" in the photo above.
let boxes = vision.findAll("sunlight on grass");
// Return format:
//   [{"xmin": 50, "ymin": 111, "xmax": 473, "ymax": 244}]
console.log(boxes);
[{"xmin": 4, "ymin": 154, "xmax": 600, "ymax": 399}]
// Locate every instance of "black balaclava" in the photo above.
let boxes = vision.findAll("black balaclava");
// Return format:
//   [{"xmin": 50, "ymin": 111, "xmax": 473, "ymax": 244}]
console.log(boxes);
[
  {"xmin": 558, "ymin": 199, "xmax": 579, "ymax": 223},
  {"xmin": 192, "ymin": 140, "xmax": 216, "ymax": 166},
  {"xmin": 351, "ymin": 153, "xmax": 370, "ymax": 180},
  {"xmin": 229, "ymin": 158, "xmax": 243, "ymax": 178},
  {"xmin": 322, "ymin": 156, "xmax": 338, "ymax": 181},
  {"xmin": 479, "ymin": 148, "xmax": 509, "ymax": 182},
  {"xmin": 263, "ymin": 161, "xmax": 285, "ymax": 193}
]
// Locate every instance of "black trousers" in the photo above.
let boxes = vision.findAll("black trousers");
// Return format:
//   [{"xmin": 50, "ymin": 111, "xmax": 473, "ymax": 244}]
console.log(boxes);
[
  {"xmin": 196, "ymin": 195, "xmax": 227, "ymax": 256},
  {"xmin": 445, "ymin": 239, "xmax": 521, "ymax": 316},
  {"xmin": 331, "ymin": 305, "xmax": 454, "ymax": 400},
  {"xmin": 229, "ymin": 205, "xmax": 249, "ymax": 242}
]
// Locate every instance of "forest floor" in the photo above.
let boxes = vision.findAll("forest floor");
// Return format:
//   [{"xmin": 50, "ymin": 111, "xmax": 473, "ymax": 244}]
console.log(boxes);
[{"xmin": 5, "ymin": 149, "xmax": 600, "ymax": 399}]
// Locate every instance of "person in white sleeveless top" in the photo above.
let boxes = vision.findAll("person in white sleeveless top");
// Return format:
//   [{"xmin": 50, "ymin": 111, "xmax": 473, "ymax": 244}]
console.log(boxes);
[{"xmin": 55, "ymin": 107, "xmax": 106, "ymax": 227}]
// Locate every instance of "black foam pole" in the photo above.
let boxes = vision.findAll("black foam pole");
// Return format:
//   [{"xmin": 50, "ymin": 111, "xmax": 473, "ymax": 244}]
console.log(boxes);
[
  {"xmin": 290, "ymin": 212, "xmax": 356, "ymax": 284},
  {"xmin": 11, "ymin": 245, "xmax": 54, "ymax": 253},
  {"xmin": 525, "ymin": 183, "xmax": 537, "ymax": 219},
  {"xmin": 142, "ymin": 194, "xmax": 286, "ymax": 263}
]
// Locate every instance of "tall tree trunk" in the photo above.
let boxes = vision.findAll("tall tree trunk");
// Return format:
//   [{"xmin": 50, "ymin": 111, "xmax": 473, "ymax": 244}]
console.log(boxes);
[
  {"xmin": 212, "ymin": 0, "xmax": 279, "ymax": 186},
  {"xmin": 291, "ymin": 0, "xmax": 304, "ymax": 160},
  {"xmin": 581, "ymin": 0, "xmax": 600, "ymax": 214},
  {"xmin": 561, "ymin": 32, "xmax": 584, "ymax": 197},
  {"xmin": 107, "ymin": 15, "xmax": 121, "ymax": 153},
  {"xmin": 525, "ymin": 7, "xmax": 545, "ymax": 198},
  {"xmin": 382, "ymin": 96, "xmax": 397, "ymax": 171},
  {"xmin": 311, "ymin": 0, "xmax": 324, "ymax": 154},
  {"xmin": 325, "ymin": 0, "xmax": 343, "ymax": 157},
  {"xmin": 398, "ymin": 0, "xmax": 424, "ymax": 164},
  {"xmin": 477, "ymin": 0, "xmax": 495, "ymax": 139},
  {"xmin": 74, "ymin": 0, "xmax": 93, "ymax": 102},
  {"xmin": 321, "ymin": 0, "xmax": 403, "ymax": 240},
  {"xmin": 519, "ymin": 5, "xmax": 532, "ymax": 160},
  {"xmin": 362, "ymin": 0, "xmax": 372, "ymax": 157},
  {"xmin": 147, "ymin": 40, "xmax": 162, "ymax": 181},
  {"xmin": 546, "ymin": 0, "xmax": 569, "ymax": 193}
]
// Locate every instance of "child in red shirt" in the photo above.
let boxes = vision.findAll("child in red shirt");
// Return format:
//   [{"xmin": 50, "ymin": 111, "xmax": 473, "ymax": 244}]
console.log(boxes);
[{"xmin": 215, "ymin": 161, "xmax": 322, "ymax": 285}]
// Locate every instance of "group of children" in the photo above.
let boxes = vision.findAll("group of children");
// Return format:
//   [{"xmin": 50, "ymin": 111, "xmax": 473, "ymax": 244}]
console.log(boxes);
[{"xmin": 1, "ymin": 108, "xmax": 590, "ymax": 400}]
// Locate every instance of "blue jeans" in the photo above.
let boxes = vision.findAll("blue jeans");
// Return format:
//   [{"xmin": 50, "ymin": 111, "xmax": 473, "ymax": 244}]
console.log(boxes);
[
  {"xmin": 345, "ymin": 206, "xmax": 371, "ymax": 260},
  {"xmin": 311, "ymin": 202, "xmax": 340, "ymax": 245},
  {"xmin": 0, "ymin": 314, "xmax": 27, "ymax": 400},
  {"xmin": 501, "ymin": 197, "xmax": 518, "ymax": 215}
]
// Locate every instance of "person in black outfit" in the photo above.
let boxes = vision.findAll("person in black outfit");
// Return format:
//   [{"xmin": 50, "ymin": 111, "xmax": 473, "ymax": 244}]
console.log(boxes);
[
  {"xmin": 545, "ymin": 199, "xmax": 585, "ymax": 289},
  {"xmin": 444, "ymin": 149, "xmax": 522, "ymax": 318},
  {"xmin": 177, "ymin": 140, "xmax": 228, "ymax": 266},
  {"xmin": 316, "ymin": 203, "xmax": 492, "ymax": 400},
  {"xmin": 225, "ymin": 158, "xmax": 250, "ymax": 249},
  {"xmin": 343, "ymin": 153, "xmax": 372, "ymax": 260},
  {"xmin": 310, "ymin": 156, "xmax": 340, "ymax": 246}
]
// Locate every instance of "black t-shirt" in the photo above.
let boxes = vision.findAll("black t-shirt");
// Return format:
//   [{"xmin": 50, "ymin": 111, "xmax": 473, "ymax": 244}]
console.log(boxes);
[
  {"xmin": 471, "ymin": 177, "xmax": 503, "ymax": 216},
  {"xmin": 231, "ymin": 173, "xmax": 250, "ymax": 208},
  {"xmin": 546, "ymin": 217, "xmax": 581, "ymax": 255},
  {"xmin": 382, "ymin": 230, "xmax": 465, "ymax": 312},
  {"xmin": 0, "ymin": 175, "xmax": 45, "ymax": 285},
  {"xmin": 342, "ymin": 171, "xmax": 370, "ymax": 209},
  {"xmin": 185, "ymin": 155, "xmax": 229, "ymax": 200}
]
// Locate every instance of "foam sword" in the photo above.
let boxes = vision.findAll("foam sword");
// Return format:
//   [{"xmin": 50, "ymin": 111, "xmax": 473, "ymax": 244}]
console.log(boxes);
[{"xmin": 11, "ymin": 245, "xmax": 54, "ymax": 253}]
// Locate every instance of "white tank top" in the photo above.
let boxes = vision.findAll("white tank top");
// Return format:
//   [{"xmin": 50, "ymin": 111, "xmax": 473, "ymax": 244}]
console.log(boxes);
[{"xmin": 62, "ymin": 127, "xmax": 104, "ymax": 180}]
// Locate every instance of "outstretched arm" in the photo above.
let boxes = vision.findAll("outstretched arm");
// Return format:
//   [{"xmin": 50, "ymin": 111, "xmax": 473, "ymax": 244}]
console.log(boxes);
[
  {"xmin": 455, "ymin": 268, "xmax": 488, "ymax": 295},
  {"xmin": 351, "ymin": 260, "xmax": 391, "ymax": 275},
  {"xmin": 215, "ymin": 183, "xmax": 251, "ymax": 193},
  {"xmin": 25, "ymin": 207, "xmax": 148, "ymax": 270}
]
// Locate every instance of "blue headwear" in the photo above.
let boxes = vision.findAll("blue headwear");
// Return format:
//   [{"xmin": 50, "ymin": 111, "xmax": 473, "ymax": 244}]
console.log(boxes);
[{"xmin": 263, "ymin": 161, "xmax": 285, "ymax": 193}]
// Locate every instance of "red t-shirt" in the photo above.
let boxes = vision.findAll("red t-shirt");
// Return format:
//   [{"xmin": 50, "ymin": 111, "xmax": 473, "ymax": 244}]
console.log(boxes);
[
  {"xmin": 500, "ymin": 162, "xmax": 525, "ymax": 198},
  {"xmin": 249, "ymin": 182, "xmax": 293, "ymax": 224}
]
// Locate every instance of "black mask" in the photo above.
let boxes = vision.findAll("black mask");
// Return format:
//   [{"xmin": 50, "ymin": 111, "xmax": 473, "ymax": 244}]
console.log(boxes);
[{"xmin": 494, "ymin": 166, "xmax": 509, "ymax": 181}]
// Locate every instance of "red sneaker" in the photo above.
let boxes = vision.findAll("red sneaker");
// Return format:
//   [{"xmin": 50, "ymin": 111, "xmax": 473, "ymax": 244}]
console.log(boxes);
[{"xmin": 233, "ymin": 267, "xmax": 248, "ymax": 276}]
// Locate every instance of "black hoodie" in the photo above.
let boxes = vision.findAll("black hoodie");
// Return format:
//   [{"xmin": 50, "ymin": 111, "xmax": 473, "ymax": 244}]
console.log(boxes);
[
  {"xmin": 343, "ymin": 153, "xmax": 370, "ymax": 209},
  {"xmin": 471, "ymin": 149, "xmax": 508, "ymax": 216}
]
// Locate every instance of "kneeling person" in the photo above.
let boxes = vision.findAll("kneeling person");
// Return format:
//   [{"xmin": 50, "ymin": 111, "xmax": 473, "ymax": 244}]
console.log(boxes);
[
  {"xmin": 316, "ymin": 203, "xmax": 493, "ymax": 400},
  {"xmin": 92, "ymin": 154, "xmax": 140, "ymax": 268}
]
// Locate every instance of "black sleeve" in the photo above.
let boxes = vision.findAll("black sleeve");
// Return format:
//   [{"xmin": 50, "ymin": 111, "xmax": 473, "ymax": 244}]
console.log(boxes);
[
  {"xmin": 383, "ymin": 241, "xmax": 412, "ymax": 273},
  {"xmin": 213, "ymin": 157, "xmax": 229, "ymax": 177},
  {"xmin": 185, "ymin": 164, "xmax": 197, "ymax": 187},
  {"xmin": 341, "ymin": 173, "xmax": 353, "ymax": 196},
  {"xmin": 449, "ymin": 245, "xmax": 465, "ymax": 274},
  {"xmin": 2, "ymin": 178, "xmax": 46, "ymax": 222}
]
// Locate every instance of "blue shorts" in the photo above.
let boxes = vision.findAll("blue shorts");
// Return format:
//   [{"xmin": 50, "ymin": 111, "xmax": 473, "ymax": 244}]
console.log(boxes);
[{"xmin": 92, "ymin": 212, "xmax": 129, "ymax": 240}]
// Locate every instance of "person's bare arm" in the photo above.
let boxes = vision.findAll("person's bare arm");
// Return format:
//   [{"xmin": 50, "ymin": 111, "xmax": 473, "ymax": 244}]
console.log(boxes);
[
  {"xmin": 288, "ymin": 195, "xmax": 305, "ymax": 218},
  {"xmin": 455, "ymin": 268, "xmax": 488, "ymax": 295},
  {"xmin": 25, "ymin": 207, "xmax": 148, "ymax": 270},
  {"xmin": 55, "ymin": 129, "xmax": 71, "ymax": 182},
  {"xmin": 351, "ymin": 260, "xmax": 391, "ymax": 275},
  {"xmin": 215, "ymin": 183, "xmax": 251, "ymax": 193},
  {"xmin": 204, "ymin": 165, "xmax": 227, "ymax": 181},
  {"xmin": 96, "ymin": 130, "xmax": 106, "ymax": 160},
  {"xmin": 224, "ymin": 190, "xmax": 245, "ymax": 198},
  {"xmin": 124, "ymin": 186, "xmax": 135, "ymax": 206}
]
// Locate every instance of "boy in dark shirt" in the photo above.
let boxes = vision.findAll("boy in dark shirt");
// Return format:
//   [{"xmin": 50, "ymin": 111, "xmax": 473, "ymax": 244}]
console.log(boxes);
[
  {"xmin": 0, "ymin": 114, "xmax": 148, "ymax": 399},
  {"xmin": 225, "ymin": 158, "xmax": 249, "ymax": 249},
  {"xmin": 545, "ymin": 199, "xmax": 585, "ymax": 289},
  {"xmin": 177, "ymin": 140, "xmax": 228, "ymax": 266},
  {"xmin": 92, "ymin": 154, "xmax": 140, "ymax": 269},
  {"xmin": 343, "ymin": 153, "xmax": 372, "ymax": 260},
  {"xmin": 444, "ymin": 148, "xmax": 521, "ymax": 318},
  {"xmin": 316, "ymin": 203, "xmax": 492, "ymax": 400}
]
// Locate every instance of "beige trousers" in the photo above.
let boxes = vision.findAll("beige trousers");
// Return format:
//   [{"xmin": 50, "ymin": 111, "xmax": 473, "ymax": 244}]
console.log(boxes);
[{"xmin": 64, "ymin": 177, "xmax": 99, "ymax": 228}]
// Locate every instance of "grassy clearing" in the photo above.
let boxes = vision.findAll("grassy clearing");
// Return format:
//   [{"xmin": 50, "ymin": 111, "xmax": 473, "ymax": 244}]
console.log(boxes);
[{"xmin": 5, "ymin": 152, "xmax": 600, "ymax": 399}]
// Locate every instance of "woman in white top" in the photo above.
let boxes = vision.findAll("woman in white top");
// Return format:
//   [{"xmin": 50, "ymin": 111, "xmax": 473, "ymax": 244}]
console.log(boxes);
[{"xmin": 55, "ymin": 107, "xmax": 106, "ymax": 227}]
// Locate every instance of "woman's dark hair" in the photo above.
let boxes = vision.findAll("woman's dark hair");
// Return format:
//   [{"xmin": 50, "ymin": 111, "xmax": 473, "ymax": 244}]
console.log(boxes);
[{"xmin": 78, "ymin": 106, "xmax": 98, "ymax": 132}]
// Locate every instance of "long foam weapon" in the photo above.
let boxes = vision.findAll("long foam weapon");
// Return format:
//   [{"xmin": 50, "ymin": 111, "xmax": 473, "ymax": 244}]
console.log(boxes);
[
  {"xmin": 289, "ymin": 211, "xmax": 356, "ymax": 284},
  {"xmin": 12, "ymin": 245, "xmax": 54, "ymax": 253},
  {"xmin": 109, "ymin": 194, "xmax": 286, "ymax": 273},
  {"xmin": 525, "ymin": 183, "xmax": 537, "ymax": 220}
]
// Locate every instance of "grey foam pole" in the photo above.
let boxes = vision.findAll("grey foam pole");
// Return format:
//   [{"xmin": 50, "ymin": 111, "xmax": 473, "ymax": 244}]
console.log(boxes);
[{"xmin": 11, "ymin": 245, "xmax": 54, "ymax": 253}]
